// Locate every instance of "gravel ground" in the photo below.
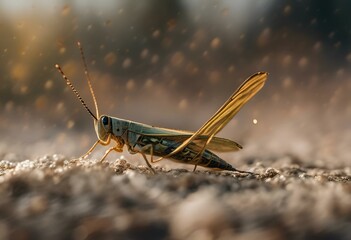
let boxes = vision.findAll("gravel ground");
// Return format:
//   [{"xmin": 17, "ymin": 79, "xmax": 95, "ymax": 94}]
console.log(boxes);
[{"xmin": 0, "ymin": 154, "xmax": 350, "ymax": 240}]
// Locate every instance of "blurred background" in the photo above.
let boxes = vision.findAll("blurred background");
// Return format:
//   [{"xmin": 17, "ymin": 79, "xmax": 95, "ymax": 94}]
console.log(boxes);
[{"xmin": 0, "ymin": 0, "xmax": 350, "ymax": 167}]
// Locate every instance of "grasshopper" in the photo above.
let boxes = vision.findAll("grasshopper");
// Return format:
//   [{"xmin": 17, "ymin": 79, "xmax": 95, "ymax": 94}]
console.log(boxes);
[{"xmin": 55, "ymin": 42, "xmax": 267, "ymax": 174}]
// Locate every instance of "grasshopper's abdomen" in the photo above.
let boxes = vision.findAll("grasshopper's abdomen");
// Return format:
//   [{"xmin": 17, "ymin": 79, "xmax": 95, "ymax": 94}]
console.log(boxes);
[
  {"xmin": 198, "ymin": 149, "xmax": 235, "ymax": 171},
  {"xmin": 137, "ymin": 135, "xmax": 235, "ymax": 171}
]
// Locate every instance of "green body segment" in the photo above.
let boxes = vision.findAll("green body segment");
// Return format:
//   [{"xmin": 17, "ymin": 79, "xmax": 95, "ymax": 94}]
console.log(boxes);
[
  {"xmin": 108, "ymin": 117, "xmax": 236, "ymax": 171},
  {"xmin": 136, "ymin": 134, "xmax": 236, "ymax": 170}
]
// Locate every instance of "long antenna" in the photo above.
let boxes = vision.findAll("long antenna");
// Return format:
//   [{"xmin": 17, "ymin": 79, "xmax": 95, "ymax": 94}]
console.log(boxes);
[
  {"xmin": 55, "ymin": 64, "xmax": 98, "ymax": 121},
  {"xmin": 77, "ymin": 41, "xmax": 100, "ymax": 118}
]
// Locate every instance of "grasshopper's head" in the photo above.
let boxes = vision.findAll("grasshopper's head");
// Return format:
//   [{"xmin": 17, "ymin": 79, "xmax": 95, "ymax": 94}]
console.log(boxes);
[
  {"xmin": 94, "ymin": 115, "xmax": 112, "ymax": 144},
  {"xmin": 56, "ymin": 42, "xmax": 110, "ymax": 144}
]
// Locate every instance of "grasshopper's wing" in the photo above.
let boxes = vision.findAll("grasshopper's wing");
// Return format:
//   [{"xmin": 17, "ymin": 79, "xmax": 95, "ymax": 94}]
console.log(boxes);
[
  {"xmin": 161, "ymin": 72, "xmax": 268, "ymax": 158},
  {"xmin": 196, "ymin": 136, "xmax": 242, "ymax": 152},
  {"xmin": 144, "ymin": 132, "xmax": 242, "ymax": 152}
]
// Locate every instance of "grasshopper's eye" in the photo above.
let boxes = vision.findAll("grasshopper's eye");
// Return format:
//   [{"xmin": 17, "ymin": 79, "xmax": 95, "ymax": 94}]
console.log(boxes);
[{"xmin": 102, "ymin": 116, "xmax": 109, "ymax": 125}]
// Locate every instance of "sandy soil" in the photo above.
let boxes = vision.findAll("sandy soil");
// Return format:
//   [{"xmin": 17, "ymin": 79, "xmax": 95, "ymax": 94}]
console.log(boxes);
[{"xmin": 0, "ymin": 154, "xmax": 350, "ymax": 240}]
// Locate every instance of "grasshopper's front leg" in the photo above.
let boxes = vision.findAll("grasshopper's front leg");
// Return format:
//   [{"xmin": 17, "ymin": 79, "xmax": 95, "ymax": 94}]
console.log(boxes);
[
  {"xmin": 79, "ymin": 140, "xmax": 101, "ymax": 160},
  {"xmin": 99, "ymin": 137, "xmax": 124, "ymax": 163},
  {"xmin": 100, "ymin": 146, "xmax": 123, "ymax": 163},
  {"xmin": 79, "ymin": 134, "xmax": 113, "ymax": 161}
]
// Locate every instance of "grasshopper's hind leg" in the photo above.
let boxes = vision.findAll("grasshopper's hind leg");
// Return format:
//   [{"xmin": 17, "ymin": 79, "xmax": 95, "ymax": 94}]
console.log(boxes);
[
  {"xmin": 139, "ymin": 144, "xmax": 157, "ymax": 174},
  {"xmin": 138, "ymin": 151, "xmax": 156, "ymax": 174},
  {"xmin": 193, "ymin": 165, "xmax": 198, "ymax": 172},
  {"xmin": 128, "ymin": 144, "xmax": 156, "ymax": 174}
]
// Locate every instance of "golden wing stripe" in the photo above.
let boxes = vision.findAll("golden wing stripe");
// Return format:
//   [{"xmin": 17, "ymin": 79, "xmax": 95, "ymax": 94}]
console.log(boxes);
[{"xmin": 159, "ymin": 71, "xmax": 268, "ymax": 159}]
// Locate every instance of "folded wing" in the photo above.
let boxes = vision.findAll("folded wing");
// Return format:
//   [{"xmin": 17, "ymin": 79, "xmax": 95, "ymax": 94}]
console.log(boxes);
[{"xmin": 143, "ymin": 133, "xmax": 242, "ymax": 152}]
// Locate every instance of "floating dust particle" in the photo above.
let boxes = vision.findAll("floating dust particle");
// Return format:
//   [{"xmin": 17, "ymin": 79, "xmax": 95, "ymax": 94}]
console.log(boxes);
[
  {"xmin": 104, "ymin": 52, "xmax": 117, "ymax": 66},
  {"xmin": 122, "ymin": 58, "xmax": 132, "ymax": 68},
  {"xmin": 298, "ymin": 57, "xmax": 308, "ymax": 68},
  {"xmin": 209, "ymin": 71, "xmax": 221, "ymax": 84},
  {"xmin": 11, "ymin": 63, "xmax": 29, "ymax": 81},
  {"xmin": 62, "ymin": 61, "xmax": 79, "ymax": 77},
  {"xmin": 261, "ymin": 55, "xmax": 270, "ymax": 65},
  {"xmin": 140, "ymin": 49, "xmax": 149, "ymax": 59},
  {"xmin": 126, "ymin": 79, "xmax": 135, "ymax": 91},
  {"xmin": 282, "ymin": 77, "xmax": 293, "ymax": 89},
  {"xmin": 190, "ymin": 31, "xmax": 205, "ymax": 50},
  {"xmin": 104, "ymin": 19, "xmax": 111, "ymax": 27},
  {"xmin": 59, "ymin": 47, "xmax": 66, "ymax": 54},
  {"xmin": 336, "ymin": 68, "xmax": 344, "ymax": 77},
  {"xmin": 228, "ymin": 65, "xmax": 235, "ymax": 73},
  {"xmin": 162, "ymin": 37, "xmax": 172, "ymax": 48},
  {"xmin": 257, "ymin": 28, "xmax": 271, "ymax": 47},
  {"xmin": 178, "ymin": 99, "xmax": 188, "ymax": 110},
  {"xmin": 210, "ymin": 37, "xmax": 221, "ymax": 49},
  {"xmin": 329, "ymin": 32, "xmax": 335, "ymax": 39},
  {"xmin": 152, "ymin": 29, "xmax": 160, "ymax": 38},
  {"xmin": 283, "ymin": 5, "xmax": 292, "ymax": 15},
  {"xmin": 346, "ymin": 52, "xmax": 351, "ymax": 62},
  {"xmin": 221, "ymin": 8, "xmax": 229, "ymax": 17},
  {"xmin": 171, "ymin": 52, "xmax": 185, "ymax": 67},
  {"xmin": 67, "ymin": 120, "xmax": 75, "ymax": 129},
  {"xmin": 282, "ymin": 55, "xmax": 292, "ymax": 66},
  {"xmin": 151, "ymin": 54, "xmax": 159, "ymax": 64},
  {"xmin": 20, "ymin": 85, "xmax": 28, "ymax": 95},
  {"xmin": 167, "ymin": 19, "xmax": 177, "ymax": 31},
  {"xmin": 56, "ymin": 102, "xmax": 65, "ymax": 112},
  {"xmin": 189, "ymin": 41, "xmax": 198, "ymax": 51},
  {"xmin": 5, "ymin": 101, "xmax": 14, "ymax": 112},
  {"xmin": 253, "ymin": 119, "xmax": 258, "ymax": 125},
  {"xmin": 311, "ymin": 18, "xmax": 317, "ymax": 25},
  {"xmin": 35, "ymin": 95, "xmax": 48, "ymax": 111},
  {"xmin": 62, "ymin": 5, "xmax": 71, "ymax": 16},
  {"xmin": 197, "ymin": 91, "xmax": 204, "ymax": 98},
  {"xmin": 56, "ymin": 132, "xmax": 68, "ymax": 144},
  {"xmin": 144, "ymin": 79, "xmax": 153, "ymax": 88},
  {"xmin": 17, "ymin": 22, "xmax": 24, "ymax": 29},
  {"xmin": 186, "ymin": 62, "xmax": 199, "ymax": 75},
  {"xmin": 44, "ymin": 80, "xmax": 53, "ymax": 90},
  {"xmin": 313, "ymin": 41, "xmax": 322, "ymax": 52}
]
